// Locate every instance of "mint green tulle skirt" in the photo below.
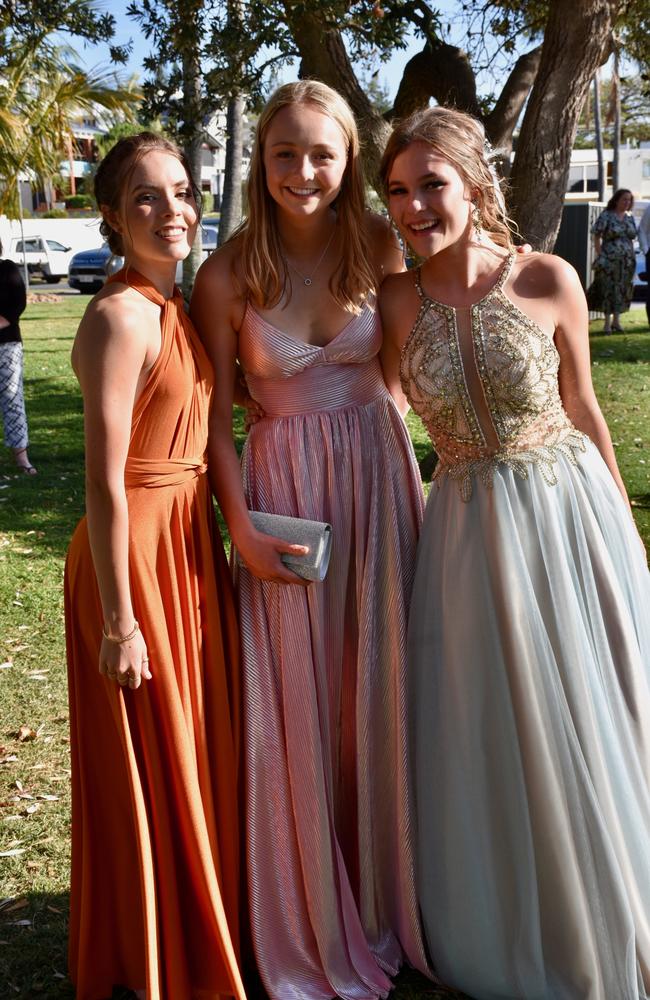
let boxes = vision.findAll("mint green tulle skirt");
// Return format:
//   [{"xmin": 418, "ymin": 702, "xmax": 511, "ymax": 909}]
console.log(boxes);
[{"xmin": 410, "ymin": 441, "xmax": 650, "ymax": 1000}]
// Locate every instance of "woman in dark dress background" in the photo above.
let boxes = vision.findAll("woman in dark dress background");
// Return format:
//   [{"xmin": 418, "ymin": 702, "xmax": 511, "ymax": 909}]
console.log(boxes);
[{"xmin": 0, "ymin": 240, "xmax": 36, "ymax": 473}]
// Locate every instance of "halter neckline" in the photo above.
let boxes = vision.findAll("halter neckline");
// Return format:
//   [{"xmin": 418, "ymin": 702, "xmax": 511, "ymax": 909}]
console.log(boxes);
[
  {"xmin": 106, "ymin": 266, "xmax": 183, "ymax": 307},
  {"xmin": 414, "ymin": 251, "xmax": 515, "ymax": 310}
]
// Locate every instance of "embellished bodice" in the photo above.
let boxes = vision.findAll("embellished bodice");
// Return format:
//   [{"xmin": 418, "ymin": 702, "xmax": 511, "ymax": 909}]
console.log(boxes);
[{"xmin": 400, "ymin": 253, "xmax": 585, "ymax": 500}]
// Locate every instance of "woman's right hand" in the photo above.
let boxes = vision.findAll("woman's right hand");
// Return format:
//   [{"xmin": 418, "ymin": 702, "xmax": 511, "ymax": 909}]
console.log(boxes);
[
  {"xmin": 99, "ymin": 628, "xmax": 153, "ymax": 690},
  {"xmin": 235, "ymin": 529, "xmax": 311, "ymax": 586},
  {"xmin": 243, "ymin": 393, "xmax": 265, "ymax": 433}
]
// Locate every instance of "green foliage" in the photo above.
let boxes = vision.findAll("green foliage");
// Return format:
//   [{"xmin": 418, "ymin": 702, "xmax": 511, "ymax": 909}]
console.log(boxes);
[
  {"xmin": 0, "ymin": 38, "xmax": 140, "ymax": 216},
  {"xmin": 0, "ymin": 0, "xmax": 130, "ymax": 65},
  {"xmin": 42, "ymin": 208, "xmax": 69, "ymax": 217},
  {"xmin": 64, "ymin": 193, "xmax": 93, "ymax": 209},
  {"xmin": 94, "ymin": 118, "xmax": 159, "ymax": 160},
  {"xmin": 577, "ymin": 72, "xmax": 650, "ymax": 148}
]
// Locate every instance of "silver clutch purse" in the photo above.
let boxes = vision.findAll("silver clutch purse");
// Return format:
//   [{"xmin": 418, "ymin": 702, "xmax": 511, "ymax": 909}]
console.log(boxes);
[{"xmin": 245, "ymin": 510, "xmax": 333, "ymax": 582}]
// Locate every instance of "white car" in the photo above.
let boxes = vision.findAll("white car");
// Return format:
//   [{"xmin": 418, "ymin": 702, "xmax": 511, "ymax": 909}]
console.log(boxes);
[{"xmin": 8, "ymin": 235, "xmax": 74, "ymax": 283}]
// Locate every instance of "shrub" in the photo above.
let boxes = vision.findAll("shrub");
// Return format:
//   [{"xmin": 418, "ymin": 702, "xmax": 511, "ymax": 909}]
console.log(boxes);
[{"xmin": 65, "ymin": 194, "xmax": 94, "ymax": 210}]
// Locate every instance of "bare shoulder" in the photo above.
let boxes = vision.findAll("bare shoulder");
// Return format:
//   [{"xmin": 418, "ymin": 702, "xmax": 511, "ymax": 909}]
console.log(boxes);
[
  {"xmin": 75, "ymin": 283, "xmax": 155, "ymax": 351},
  {"xmin": 194, "ymin": 235, "xmax": 244, "ymax": 302},
  {"xmin": 379, "ymin": 268, "xmax": 421, "ymax": 345},
  {"xmin": 381, "ymin": 267, "xmax": 419, "ymax": 302},
  {"xmin": 363, "ymin": 210, "xmax": 404, "ymax": 280},
  {"xmin": 511, "ymin": 251, "xmax": 581, "ymax": 298},
  {"xmin": 363, "ymin": 210, "xmax": 392, "ymax": 241}
]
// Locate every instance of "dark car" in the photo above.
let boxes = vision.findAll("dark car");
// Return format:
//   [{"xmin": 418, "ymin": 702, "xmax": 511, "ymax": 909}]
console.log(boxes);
[{"xmin": 68, "ymin": 225, "xmax": 219, "ymax": 294}]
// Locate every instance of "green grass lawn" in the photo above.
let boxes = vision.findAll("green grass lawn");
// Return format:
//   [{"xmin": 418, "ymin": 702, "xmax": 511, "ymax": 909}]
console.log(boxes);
[{"xmin": 0, "ymin": 297, "xmax": 648, "ymax": 998}]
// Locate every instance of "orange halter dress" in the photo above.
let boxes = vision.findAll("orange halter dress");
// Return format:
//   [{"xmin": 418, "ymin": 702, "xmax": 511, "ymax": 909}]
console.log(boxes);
[{"xmin": 65, "ymin": 268, "xmax": 245, "ymax": 999}]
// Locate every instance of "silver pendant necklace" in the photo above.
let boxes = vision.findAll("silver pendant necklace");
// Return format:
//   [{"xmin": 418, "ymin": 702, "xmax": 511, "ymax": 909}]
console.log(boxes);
[{"xmin": 283, "ymin": 228, "xmax": 336, "ymax": 286}]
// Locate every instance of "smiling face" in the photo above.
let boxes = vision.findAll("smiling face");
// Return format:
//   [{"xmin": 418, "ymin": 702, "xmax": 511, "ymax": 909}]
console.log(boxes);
[
  {"xmin": 103, "ymin": 149, "xmax": 198, "ymax": 270},
  {"xmin": 387, "ymin": 141, "xmax": 474, "ymax": 257},
  {"xmin": 262, "ymin": 102, "xmax": 349, "ymax": 221}
]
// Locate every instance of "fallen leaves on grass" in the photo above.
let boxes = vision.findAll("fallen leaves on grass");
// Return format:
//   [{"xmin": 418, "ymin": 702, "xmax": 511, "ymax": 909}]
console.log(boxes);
[{"xmin": 17, "ymin": 725, "xmax": 37, "ymax": 743}]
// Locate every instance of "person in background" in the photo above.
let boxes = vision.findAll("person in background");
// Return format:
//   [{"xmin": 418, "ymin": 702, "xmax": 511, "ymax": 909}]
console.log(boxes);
[
  {"xmin": 638, "ymin": 201, "xmax": 650, "ymax": 328},
  {"xmin": 0, "ymin": 240, "xmax": 36, "ymax": 474},
  {"xmin": 588, "ymin": 188, "xmax": 638, "ymax": 332}
]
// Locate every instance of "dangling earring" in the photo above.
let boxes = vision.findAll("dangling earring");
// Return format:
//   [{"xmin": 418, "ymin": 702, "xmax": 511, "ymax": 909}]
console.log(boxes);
[{"xmin": 472, "ymin": 204, "xmax": 483, "ymax": 242}]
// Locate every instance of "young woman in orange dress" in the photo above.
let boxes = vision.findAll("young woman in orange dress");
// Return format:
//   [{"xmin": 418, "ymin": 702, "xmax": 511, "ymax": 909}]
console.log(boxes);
[{"xmin": 64, "ymin": 133, "xmax": 245, "ymax": 1000}]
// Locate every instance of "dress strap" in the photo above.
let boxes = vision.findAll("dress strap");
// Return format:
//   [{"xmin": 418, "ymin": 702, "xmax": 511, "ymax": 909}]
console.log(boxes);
[
  {"xmin": 413, "ymin": 267, "xmax": 426, "ymax": 299},
  {"xmin": 494, "ymin": 250, "xmax": 516, "ymax": 291},
  {"xmin": 107, "ymin": 266, "xmax": 183, "ymax": 309}
]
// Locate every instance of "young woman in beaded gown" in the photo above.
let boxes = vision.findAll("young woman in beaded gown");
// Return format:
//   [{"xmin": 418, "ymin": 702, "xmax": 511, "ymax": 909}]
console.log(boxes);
[
  {"xmin": 191, "ymin": 81, "xmax": 430, "ymax": 999},
  {"xmin": 379, "ymin": 107, "xmax": 650, "ymax": 1000}
]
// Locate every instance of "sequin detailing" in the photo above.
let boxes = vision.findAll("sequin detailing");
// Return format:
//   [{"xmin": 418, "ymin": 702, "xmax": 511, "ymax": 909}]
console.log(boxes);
[{"xmin": 400, "ymin": 253, "xmax": 586, "ymax": 501}]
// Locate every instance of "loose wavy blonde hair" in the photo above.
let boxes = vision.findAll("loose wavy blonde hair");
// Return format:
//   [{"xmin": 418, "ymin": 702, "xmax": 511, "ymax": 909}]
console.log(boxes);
[
  {"xmin": 235, "ymin": 80, "xmax": 376, "ymax": 312},
  {"xmin": 380, "ymin": 106, "xmax": 515, "ymax": 250}
]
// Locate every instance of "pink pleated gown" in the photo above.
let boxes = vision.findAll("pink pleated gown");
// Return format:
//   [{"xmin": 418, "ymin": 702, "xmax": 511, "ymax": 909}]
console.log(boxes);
[{"xmin": 235, "ymin": 304, "xmax": 430, "ymax": 999}]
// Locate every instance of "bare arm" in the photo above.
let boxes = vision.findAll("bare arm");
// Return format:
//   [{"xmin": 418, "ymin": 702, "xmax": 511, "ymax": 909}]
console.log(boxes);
[
  {"xmin": 552, "ymin": 258, "xmax": 630, "ymax": 507},
  {"xmin": 72, "ymin": 292, "xmax": 155, "ymax": 686},
  {"xmin": 378, "ymin": 271, "xmax": 420, "ymax": 416},
  {"xmin": 190, "ymin": 251, "xmax": 308, "ymax": 586}
]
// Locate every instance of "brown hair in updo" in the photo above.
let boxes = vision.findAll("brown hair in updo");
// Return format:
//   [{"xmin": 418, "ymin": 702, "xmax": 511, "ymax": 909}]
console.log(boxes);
[
  {"xmin": 380, "ymin": 106, "xmax": 515, "ymax": 250},
  {"xmin": 94, "ymin": 132, "xmax": 201, "ymax": 255}
]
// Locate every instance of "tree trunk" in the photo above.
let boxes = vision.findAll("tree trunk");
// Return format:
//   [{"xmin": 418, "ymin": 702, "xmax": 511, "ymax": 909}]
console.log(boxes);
[
  {"xmin": 594, "ymin": 70, "xmax": 606, "ymax": 201},
  {"xmin": 509, "ymin": 0, "xmax": 620, "ymax": 250},
  {"xmin": 282, "ymin": 2, "xmax": 391, "ymax": 188},
  {"xmin": 181, "ymin": 46, "xmax": 203, "ymax": 300},
  {"xmin": 17, "ymin": 180, "xmax": 29, "ymax": 289},
  {"xmin": 612, "ymin": 43, "xmax": 621, "ymax": 191},
  {"xmin": 218, "ymin": 92, "xmax": 244, "ymax": 246}
]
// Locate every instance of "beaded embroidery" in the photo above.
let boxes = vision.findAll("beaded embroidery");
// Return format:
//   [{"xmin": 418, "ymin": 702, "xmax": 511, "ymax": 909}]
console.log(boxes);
[{"xmin": 400, "ymin": 253, "xmax": 586, "ymax": 501}]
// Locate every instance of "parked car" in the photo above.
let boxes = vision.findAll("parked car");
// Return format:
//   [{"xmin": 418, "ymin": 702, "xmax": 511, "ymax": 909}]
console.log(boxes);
[
  {"xmin": 68, "ymin": 225, "xmax": 219, "ymax": 294},
  {"xmin": 633, "ymin": 249, "xmax": 648, "ymax": 302},
  {"xmin": 8, "ymin": 235, "xmax": 74, "ymax": 283}
]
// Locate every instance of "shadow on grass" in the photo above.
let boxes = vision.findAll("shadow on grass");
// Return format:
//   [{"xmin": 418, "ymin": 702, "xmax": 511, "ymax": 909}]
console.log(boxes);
[
  {"xmin": 0, "ymin": 378, "xmax": 85, "ymax": 556},
  {"xmin": 0, "ymin": 892, "xmax": 73, "ymax": 998}
]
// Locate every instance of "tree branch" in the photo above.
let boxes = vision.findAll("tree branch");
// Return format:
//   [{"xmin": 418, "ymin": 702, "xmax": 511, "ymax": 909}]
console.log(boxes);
[
  {"xmin": 484, "ymin": 45, "xmax": 542, "ymax": 150},
  {"xmin": 282, "ymin": 2, "xmax": 391, "ymax": 186},
  {"xmin": 391, "ymin": 39, "xmax": 481, "ymax": 120}
]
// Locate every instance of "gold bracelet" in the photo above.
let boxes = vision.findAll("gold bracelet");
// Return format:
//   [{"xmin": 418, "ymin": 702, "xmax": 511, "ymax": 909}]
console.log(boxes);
[{"xmin": 102, "ymin": 620, "xmax": 139, "ymax": 644}]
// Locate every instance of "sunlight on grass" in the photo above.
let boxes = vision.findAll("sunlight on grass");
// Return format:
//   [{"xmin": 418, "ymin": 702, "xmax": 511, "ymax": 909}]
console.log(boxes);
[{"xmin": 0, "ymin": 297, "xmax": 647, "ymax": 997}]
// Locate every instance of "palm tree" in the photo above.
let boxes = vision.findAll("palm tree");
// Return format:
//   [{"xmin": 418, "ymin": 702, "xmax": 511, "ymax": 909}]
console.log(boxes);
[{"xmin": 0, "ymin": 38, "xmax": 140, "ymax": 217}]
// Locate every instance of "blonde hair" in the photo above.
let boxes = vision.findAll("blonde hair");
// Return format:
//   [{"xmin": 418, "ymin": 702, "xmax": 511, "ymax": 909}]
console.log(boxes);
[
  {"xmin": 234, "ymin": 80, "xmax": 376, "ymax": 312},
  {"xmin": 380, "ymin": 106, "xmax": 515, "ymax": 250}
]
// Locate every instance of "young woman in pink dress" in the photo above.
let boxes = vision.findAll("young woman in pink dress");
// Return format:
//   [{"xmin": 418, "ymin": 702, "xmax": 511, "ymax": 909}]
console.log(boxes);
[{"xmin": 190, "ymin": 81, "xmax": 430, "ymax": 999}]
